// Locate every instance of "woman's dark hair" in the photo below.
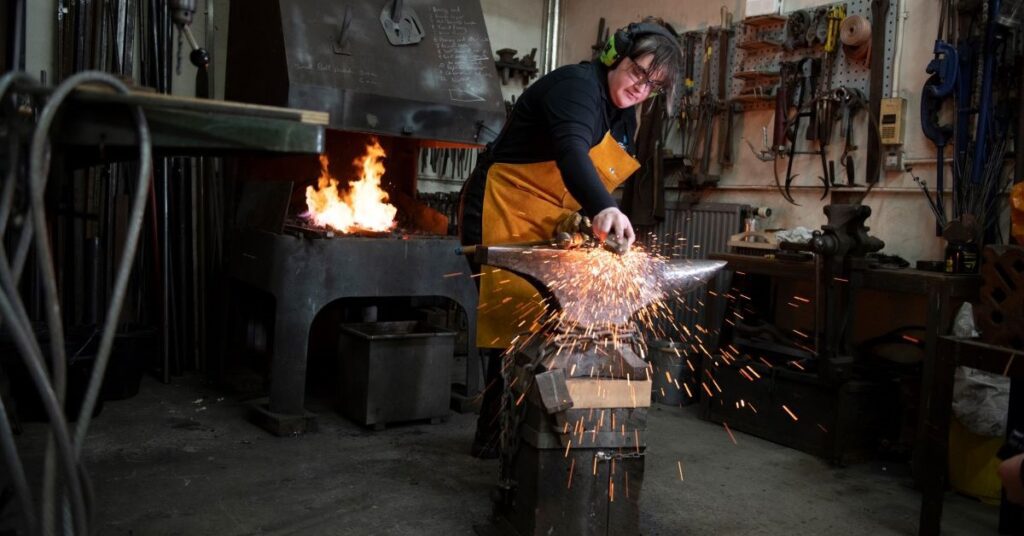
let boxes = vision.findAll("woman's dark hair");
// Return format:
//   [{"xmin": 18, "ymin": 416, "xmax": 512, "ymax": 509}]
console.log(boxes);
[{"xmin": 628, "ymin": 17, "xmax": 683, "ymax": 100}]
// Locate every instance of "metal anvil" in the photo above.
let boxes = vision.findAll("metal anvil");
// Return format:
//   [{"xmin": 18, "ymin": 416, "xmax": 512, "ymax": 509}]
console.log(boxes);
[{"xmin": 472, "ymin": 246, "xmax": 727, "ymax": 328}]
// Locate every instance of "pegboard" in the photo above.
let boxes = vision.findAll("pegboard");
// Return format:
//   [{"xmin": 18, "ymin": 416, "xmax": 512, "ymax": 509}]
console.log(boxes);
[{"xmin": 717, "ymin": 0, "xmax": 897, "ymax": 111}]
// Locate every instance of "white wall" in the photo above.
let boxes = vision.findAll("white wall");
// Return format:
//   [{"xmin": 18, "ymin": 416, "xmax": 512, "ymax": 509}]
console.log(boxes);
[
  {"xmin": 25, "ymin": 0, "xmax": 56, "ymax": 82},
  {"xmin": 479, "ymin": 0, "xmax": 546, "ymax": 103},
  {"xmin": 559, "ymin": 0, "xmax": 950, "ymax": 263}
]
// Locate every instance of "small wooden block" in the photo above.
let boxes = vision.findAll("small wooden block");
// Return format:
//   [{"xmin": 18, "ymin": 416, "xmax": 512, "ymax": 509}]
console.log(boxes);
[{"xmin": 566, "ymin": 379, "xmax": 652, "ymax": 409}]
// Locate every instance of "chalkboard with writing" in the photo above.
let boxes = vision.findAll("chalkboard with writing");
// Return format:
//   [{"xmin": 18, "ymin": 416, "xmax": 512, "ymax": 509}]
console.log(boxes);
[{"xmin": 227, "ymin": 0, "xmax": 506, "ymax": 144}]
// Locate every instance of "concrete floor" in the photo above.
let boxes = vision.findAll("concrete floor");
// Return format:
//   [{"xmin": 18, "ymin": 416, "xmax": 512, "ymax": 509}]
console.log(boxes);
[{"xmin": 16, "ymin": 374, "xmax": 997, "ymax": 535}]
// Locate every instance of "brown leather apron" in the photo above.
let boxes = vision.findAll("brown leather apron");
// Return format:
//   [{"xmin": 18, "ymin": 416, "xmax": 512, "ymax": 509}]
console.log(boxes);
[{"xmin": 476, "ymin": 131, "xmax": 640, "ymax": 348}]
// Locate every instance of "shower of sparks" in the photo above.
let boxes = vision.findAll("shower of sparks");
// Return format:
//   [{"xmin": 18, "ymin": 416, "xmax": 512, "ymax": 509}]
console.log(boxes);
[
  {"xmin": 442, "ymin": 272, "xmax": 464, "ymax": 278},
  {"xmin": 493, "ymin": 244, "xmax": 725, "ymax": 386},
  {"xmin": 782, "ymin": 405, "xmax": 799, "ymax": 421},
  {"xmin": 484, "ymin": 236, "xmax": 768, "ymax": 503},
  {"xmin": 723, "ymin": 422, "xmax": 738, "ymax": 445}
]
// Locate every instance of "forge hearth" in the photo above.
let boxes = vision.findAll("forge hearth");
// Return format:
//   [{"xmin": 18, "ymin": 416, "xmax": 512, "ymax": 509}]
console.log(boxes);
[
  {"xmin": 222, "ymin": 0, "xmax": 504, "ymax": 435},
  {"xmin": 225, "ymin": 228, "xmax": 479, "ymax": 435}
]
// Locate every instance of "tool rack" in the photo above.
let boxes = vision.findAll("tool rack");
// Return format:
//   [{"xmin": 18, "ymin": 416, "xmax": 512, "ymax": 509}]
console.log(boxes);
[{"xmin": 678, "ymin": 1, "xmax": 899, "ymax": 113}]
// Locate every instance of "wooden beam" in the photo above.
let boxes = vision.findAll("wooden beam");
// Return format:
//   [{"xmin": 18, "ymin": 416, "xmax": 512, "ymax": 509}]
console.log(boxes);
[{"xmin": 566, "ymin": 379, "xmax": 651, "ymax": 409}]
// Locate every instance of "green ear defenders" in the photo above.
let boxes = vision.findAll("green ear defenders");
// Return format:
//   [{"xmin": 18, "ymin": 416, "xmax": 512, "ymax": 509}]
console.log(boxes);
[{"xmin": 599, "ymin": 22, "xmax": 678, "ymax": 67}]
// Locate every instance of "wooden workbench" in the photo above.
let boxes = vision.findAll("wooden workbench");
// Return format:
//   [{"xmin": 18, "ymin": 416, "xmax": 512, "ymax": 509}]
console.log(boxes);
[
  {"xmin": 708, "ymin": 253, "xmax": 984, "ymax": 535},
  {"xmin": 48, "ymin": 85, "xmax": 328, "ymax": 157}
]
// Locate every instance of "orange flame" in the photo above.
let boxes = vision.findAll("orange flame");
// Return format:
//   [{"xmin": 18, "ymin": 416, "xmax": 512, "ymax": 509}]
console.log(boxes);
[{"xmin": 304, "ymin": 139, "xmax": 397, "ymax": 233}]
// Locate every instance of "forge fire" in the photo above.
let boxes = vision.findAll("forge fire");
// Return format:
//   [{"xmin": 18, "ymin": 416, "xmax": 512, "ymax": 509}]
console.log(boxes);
[{"xmin": 303, "ymin": 138, "xmax": 398, "ymax": 233}]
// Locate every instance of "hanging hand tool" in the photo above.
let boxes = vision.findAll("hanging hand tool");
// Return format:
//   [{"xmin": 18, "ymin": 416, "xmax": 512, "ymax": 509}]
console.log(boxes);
[
  {"xmin": 590, "ymin": 17, "xmax": 608, "ymax": 60},
  {"xmin": 925, "ymin": 0, "xmax": 958, "ymax": 99},
  {"xmin": 777, "ymin": 60, "xmax": 808, "ymax": 205},
  {"xmin": 719, "ymin": 101, "xmax": 738, "ymax": 167},
  {"xmin": 866, "ymin": 0, "xmax": 890, "ymax": 184},
  {"xmin": 380, "ymin": 0, "xmax": 425, "ymax": 46},
  {"xmin": 784, "ymin": 10, "xmax": 810, "ymax": 51},
  {"xmin": 694, "ymin": 30, "xmax": 718, "ymax": 185},
  {"xmin": 837, "ymin": 87, "xmax": 865, "ymax": 185},
  {"xmin": 772, "ymin": 62, "xmax": 792, "ymax": 153},
  {"xmin": 809, "ymin": 4, "xmax": 845, "ymax": 144},
  {"xmin": 332, "ymin": 5, "xmax": 355, "ymax": 55},
  {"xmin": 716, "ymin": 7, "xmax": 734, "ymax": 169},
  {"xmin": 920, "ymin": 80, "xmax": 952, "ymax": 234},
  {"xmin": 804, "ymin": 58, "xmax": 822, "ymax": 141},
  {"xmin": 779, "ymin": 58, "xmax": 830, "ymax": 204},
  {"xmin": 56, "ymin": 1, "xmax": 68, "ymax": 79},
  {"xmin": 920, "ymin": 0, "xmax": 956, "ymax": 234},
  {"xmin": 822, "ymin": 4, "xmax": 846, "ymax": 92},
  {"xmin": 970, "ymin": 0, "xmax": 1002, "ymax": 186},
  {"xmin": 169, "ymin": 0, "xmax": 211, "ymax": 97},
  {"xmin": 678, "ymin": 32, "xmax": 698, "ymax": 171},
  {"xmin": 746, "ymin": 125, "xmax": 777, "ymax": 162},
  {"xmin": 772, "ymin": 61, "xmax": 801, "ymax": 204},
  {"xmin": 814, "ymin": 93, "xmax": 838, "ymax": 192},
  {"xmin": 806, "ymin": 7, "xmax": 829, "ymax": 48}
]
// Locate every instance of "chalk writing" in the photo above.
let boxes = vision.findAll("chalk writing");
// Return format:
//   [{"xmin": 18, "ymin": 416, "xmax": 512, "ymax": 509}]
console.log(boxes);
[{"xmin": 429, "ymin": 5, "xmax": 492, "ymax": 102}]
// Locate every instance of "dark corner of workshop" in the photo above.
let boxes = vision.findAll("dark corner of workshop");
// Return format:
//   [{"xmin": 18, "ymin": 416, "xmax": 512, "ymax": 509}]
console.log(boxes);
[{"xmin": 1, "ymin": 0, "xmax": 1023, "ymax": 535}]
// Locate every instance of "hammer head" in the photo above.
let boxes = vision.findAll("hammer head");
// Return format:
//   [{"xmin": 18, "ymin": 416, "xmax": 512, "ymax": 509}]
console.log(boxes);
[{"xmin": 474, "ymin": 246, "xmax": 726, "ymax": 328}]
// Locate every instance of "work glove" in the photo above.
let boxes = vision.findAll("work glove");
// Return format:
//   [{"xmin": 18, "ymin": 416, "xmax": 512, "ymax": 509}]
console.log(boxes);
[
  {"xmin": 554, "ymin": 212, "xmax": 590, "ymax": 237},
  {"xmin": 592, "ymin": 207, "xmax": 636, "ymax": 250}
]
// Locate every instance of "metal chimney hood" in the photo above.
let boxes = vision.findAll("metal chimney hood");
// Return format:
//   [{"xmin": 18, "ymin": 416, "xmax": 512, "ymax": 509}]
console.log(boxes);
[{"xmin": 226, "ymin": 0, "xmax": 506, "ymax": 145}]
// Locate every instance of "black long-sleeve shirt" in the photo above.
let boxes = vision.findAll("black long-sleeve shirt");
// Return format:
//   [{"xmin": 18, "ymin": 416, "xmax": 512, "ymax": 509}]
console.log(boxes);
[
  {"xmin": 488, "ymin": 61, "xmax": 637, "ymax": 216},
  {"xmin": 460, "ymin": 62, "xmax": 637, "ymax": 246}
]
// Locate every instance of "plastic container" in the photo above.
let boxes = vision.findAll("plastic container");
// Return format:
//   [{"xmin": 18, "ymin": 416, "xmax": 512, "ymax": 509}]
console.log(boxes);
[
  {"xmin": 337, "ymin": 321, "xmax": 455, "ymax": 428},
  {"xmin": 948, "ymin": 416, "xmax": 1002, "ymax": 505}
]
